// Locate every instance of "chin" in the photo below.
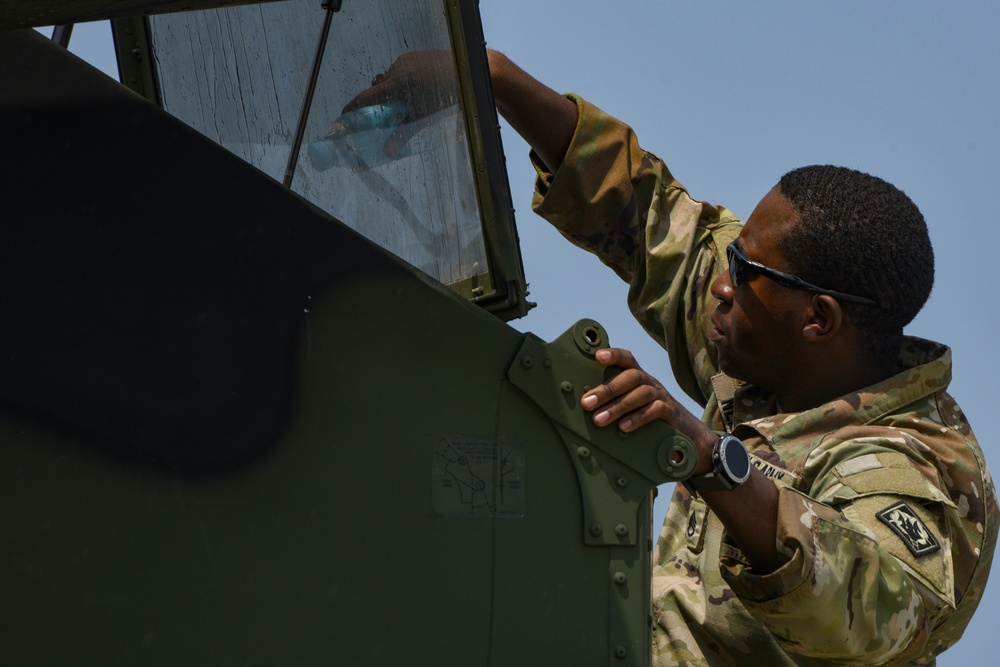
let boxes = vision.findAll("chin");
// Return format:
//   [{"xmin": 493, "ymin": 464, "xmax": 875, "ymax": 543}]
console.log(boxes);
[
  {"xmin": 716, "ymin": 353, "xmax": 735, "ymax": 376},
  {"xmin": 717, "ymin": 356, "xmax": 749, "ymax": 384}
]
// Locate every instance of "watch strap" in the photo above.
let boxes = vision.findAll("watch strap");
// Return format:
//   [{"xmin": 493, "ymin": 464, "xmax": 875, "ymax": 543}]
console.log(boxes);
[{"xmin": 683, "ymin": 469, "xmax": 734, "ymax": 494}]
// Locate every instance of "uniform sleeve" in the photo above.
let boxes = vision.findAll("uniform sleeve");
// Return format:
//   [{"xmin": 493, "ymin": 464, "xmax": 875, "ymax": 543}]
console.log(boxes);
[
  {"xmin": 529, "ymin": 95, "xmax": 741, "ymax": 406},
  {"xmin": 720, "ymin": 448, "xmax": 959, "ymax": 664}
]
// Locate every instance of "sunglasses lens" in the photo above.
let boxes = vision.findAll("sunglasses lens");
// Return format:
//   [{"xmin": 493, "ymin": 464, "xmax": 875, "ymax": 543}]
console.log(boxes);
[{"xmin": 727, "ymin": 247, "xmax": 744, "ymax": 286}]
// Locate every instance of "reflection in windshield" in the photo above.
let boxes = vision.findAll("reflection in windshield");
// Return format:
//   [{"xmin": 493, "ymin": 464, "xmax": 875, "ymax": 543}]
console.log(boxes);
[{"xmin": 148, "ymin": 0, "xmax": 489, "ymax": 287}]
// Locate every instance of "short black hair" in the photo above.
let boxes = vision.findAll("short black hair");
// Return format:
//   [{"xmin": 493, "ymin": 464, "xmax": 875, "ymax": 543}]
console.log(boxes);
[{"xmin": 776, "ymin": 165, "xmax": 934, "ymax": 360}]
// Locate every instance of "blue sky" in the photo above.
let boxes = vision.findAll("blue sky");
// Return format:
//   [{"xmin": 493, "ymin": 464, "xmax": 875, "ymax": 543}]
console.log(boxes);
[{"xmin": 48, "ymin": 1, "xmax": 999, "ymax": 661}]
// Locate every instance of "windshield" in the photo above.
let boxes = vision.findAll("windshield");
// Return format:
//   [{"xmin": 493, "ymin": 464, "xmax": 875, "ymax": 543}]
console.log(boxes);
[{"xmin": 148, "ymin": 0, "xmax": 491, "ymax": 288}]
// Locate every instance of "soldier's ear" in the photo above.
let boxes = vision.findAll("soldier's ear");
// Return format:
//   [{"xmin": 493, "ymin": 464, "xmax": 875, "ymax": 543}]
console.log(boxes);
[{"xmin": 801, "ymin": 294, "xmax": 842, "ymax": 343}]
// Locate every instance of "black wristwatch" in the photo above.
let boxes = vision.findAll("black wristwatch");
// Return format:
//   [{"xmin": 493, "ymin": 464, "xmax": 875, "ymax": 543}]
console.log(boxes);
[{"xmin": 684, "ymin": 434, "xmax": 751, "ymax": 494}]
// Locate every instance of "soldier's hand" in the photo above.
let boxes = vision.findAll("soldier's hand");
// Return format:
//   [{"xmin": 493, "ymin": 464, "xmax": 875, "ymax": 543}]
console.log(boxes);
[
  {"xmin": 340, "ymin": 51, "xmax": 459, "ymax": 155},
  {"xmin": 581, "ymin": 348, "xmax": 718, "ymax": 455}
]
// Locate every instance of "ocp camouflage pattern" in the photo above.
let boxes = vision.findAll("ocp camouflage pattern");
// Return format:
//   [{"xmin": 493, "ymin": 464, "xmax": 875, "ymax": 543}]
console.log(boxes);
[{"xmin": 531, "ymin": 95, "xmax": 998, "ymax": 665}]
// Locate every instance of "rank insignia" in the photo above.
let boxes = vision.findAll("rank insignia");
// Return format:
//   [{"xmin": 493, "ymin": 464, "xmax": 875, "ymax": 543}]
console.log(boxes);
[{"xmin": 876, "ymin": 500, "xmax": 941, "ymax": 557}]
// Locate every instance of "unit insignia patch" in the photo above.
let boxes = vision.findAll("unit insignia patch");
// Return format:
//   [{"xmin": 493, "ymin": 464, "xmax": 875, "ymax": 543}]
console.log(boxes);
[{"xmin": 876, "ymin": 500, "xmax": 941, "ymax": 557}]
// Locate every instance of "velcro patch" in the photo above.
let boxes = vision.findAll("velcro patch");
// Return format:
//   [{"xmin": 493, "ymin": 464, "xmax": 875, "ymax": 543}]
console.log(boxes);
[
  {"xmin": 876, "ymin": 501, "xmax": 941, "ymax": 557},
  {"xmin": 835, "ymin": 453, "xmax": 884, "ymax": 478}
]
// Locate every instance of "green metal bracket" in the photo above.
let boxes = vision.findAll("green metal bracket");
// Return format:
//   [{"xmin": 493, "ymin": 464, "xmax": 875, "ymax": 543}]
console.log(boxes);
[
  {"xmin": 608, "ymin": 544, "xmax": 652, "ymax": 665},
  {"xmin": 506, "ymin": 320, "xmax": 697, "ymax": 546}
]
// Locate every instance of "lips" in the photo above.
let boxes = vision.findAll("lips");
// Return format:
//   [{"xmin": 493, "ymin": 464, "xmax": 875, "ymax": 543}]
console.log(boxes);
[{"xmin": 708, "ymin": 313, "xmax": 726, "ymax": 343}]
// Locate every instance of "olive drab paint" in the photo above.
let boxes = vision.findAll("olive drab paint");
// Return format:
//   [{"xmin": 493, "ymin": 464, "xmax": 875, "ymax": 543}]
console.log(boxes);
[{"xmin": 0, "ymin": 10, "xmax": 695, "ymax": 665}]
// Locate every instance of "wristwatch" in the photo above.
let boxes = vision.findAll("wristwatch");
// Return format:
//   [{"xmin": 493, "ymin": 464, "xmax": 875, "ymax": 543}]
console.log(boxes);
[{"xmin": 684, "ymin": 434, "xmax": 751, "ymax": 494}]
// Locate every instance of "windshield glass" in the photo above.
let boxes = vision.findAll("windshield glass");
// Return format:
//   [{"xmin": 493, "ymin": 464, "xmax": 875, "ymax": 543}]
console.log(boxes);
[{"xmin": 148, "ymin": 0, "xmax": 489, "ymax": 287}]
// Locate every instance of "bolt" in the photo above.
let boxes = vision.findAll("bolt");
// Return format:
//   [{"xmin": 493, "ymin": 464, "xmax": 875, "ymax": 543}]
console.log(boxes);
[
  {"xmin": 615, "ymin": 523, "xmax": 629, "ymax": 537},
  {"xmin": 560, "ymin": 381, "xmax": 574, "ymax": 394},
  {"xmin": 543, "ymin": 359, "xmax": 552, "ymax": 368},
  {"xmin": 576, "ymin": 446, "xmax": 591, "ymax": 459},
  {"xmin": 520, "ymin": 356, "xmax": 533, "ymax": 369},
  {"xmin": 615, "ymin": 476, "xmax": 629, "ymax": 488},
  {"xmin": 612, "ymin": 571, "xmax": 627, "ymax": 585},
  {"xmin": 618, "ymin": 429, "xmax": 629, "ymax": 440},
  {"xmin": 589, "ymin": 522, "xmax": 603, "ymax": 537},
  {"xmin": 613, "ymin": 645, "xmax": 628, "ymax": 659}
]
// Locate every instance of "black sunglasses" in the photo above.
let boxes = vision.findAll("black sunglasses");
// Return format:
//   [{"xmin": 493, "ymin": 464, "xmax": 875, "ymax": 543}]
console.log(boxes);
[{"xmin": 726, "ymin": 241, "xmax": 878, "ymax": 306}]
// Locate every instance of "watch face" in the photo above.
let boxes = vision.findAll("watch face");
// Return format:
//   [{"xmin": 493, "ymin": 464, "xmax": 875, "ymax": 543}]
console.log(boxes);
[{"xmin": 720, "ymin": 436, "xmax": 751, "ymax": 481}]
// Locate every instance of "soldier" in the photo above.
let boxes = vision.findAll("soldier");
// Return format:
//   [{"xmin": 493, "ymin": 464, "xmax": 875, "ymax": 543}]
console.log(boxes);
[{"xmin": 355, "ymin": 51, "xmax": 999, "ymax": 664}]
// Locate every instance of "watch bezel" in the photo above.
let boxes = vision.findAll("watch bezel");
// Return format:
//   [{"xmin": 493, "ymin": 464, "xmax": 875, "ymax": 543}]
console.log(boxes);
[
  {"xmin": 683, "ymin": 434, "xmax": 750, "ymax": 494},
  {"xmin": 717, "ymin": 434, "xmax": 751, "ymax": 485}
]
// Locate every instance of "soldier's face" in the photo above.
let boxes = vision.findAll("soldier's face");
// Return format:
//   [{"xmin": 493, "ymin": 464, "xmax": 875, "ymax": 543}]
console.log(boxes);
[{"xmin": 708, "ymin": 187, "xmax": 814, "ymax": 392}]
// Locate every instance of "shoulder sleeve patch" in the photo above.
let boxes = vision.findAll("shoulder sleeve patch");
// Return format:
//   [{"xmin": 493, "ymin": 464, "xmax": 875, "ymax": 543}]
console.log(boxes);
[
  {"xmin": 877, "ymin": 500, "xmax": 941, "ymax": 557},
  {"xmin": 844, "ymin": 494, "xmax": 956, "ymax": 609}
]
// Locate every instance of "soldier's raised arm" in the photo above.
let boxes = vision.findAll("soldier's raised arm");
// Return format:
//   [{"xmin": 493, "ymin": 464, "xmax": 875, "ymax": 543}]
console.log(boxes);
[{"xmin": 485, "ymin": 50, "xmax": 577, "ymax": 173}]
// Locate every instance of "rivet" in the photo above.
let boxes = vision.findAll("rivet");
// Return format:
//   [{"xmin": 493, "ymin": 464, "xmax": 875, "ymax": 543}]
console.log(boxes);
[
  {"xmin": 560, "ymin": 380, "xmax": 574, "ymax": 394},
  {"xmin": 576, "ymin": 446, "xmax": 591, "ymax": 459},
  {"xmin": 613, "ymin": 645, "xmax": 628, "ymax": 659},
  {"xmin": 612, "ymin": 571, "xmax": 627, "ymax": 585},
  {"xmin": 520, "ymin": 356, "xmax": 533, "ymax": 368},
  {"xmin": 615, "ymin": 523, "xmax": 629, "ymax": 537},
  {"xmin": 589, "ymin": 523, "xmax": 603, "ymax": 536},
  {"xmin": 615, "ymin": 476, "xmax": 629, "ymax": 488}
]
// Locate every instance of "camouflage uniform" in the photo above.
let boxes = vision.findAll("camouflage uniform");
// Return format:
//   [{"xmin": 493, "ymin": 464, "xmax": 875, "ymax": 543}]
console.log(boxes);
[{"xmin": 530, "ymin": 95, "xmax": 998, "ymax": 666}]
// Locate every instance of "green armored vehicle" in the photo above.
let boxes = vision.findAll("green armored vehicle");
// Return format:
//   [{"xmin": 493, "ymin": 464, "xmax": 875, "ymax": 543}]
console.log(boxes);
[{"xmin": 0, "ymin": 1, "xmax": 695, "ymax": 664}]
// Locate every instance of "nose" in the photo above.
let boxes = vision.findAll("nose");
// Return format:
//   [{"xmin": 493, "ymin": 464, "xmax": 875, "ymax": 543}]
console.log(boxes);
[{"xmin": 711, "ymin": 265, "xmax": 733, "ymax": 304}]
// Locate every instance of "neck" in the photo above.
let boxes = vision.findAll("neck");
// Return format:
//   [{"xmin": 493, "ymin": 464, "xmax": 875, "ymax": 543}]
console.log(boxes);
[{"xmin": 777, "ymin": 354, "xmax": 898, "ymax": 413}]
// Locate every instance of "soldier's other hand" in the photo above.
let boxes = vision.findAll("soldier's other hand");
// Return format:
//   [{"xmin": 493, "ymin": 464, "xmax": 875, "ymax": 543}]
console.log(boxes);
[
  {"xmin": 340, "ymin": 50, "xmax": 459, "ymax": 156},
  {"xmin": 339, "ymin": 51, "xmax": 458, "ymax": 158}
]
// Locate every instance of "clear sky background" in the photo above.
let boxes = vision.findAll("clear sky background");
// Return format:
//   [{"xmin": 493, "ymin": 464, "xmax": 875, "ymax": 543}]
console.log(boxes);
[{"xmin": 44, "ymin": 1, "xmax": 999, "ymax": 662}]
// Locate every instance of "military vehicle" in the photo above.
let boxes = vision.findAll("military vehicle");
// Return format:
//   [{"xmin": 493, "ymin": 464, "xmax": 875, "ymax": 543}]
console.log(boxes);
[{"xmin": 0, "ymin": 1, "xmax": 696, "ymax": 663}]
